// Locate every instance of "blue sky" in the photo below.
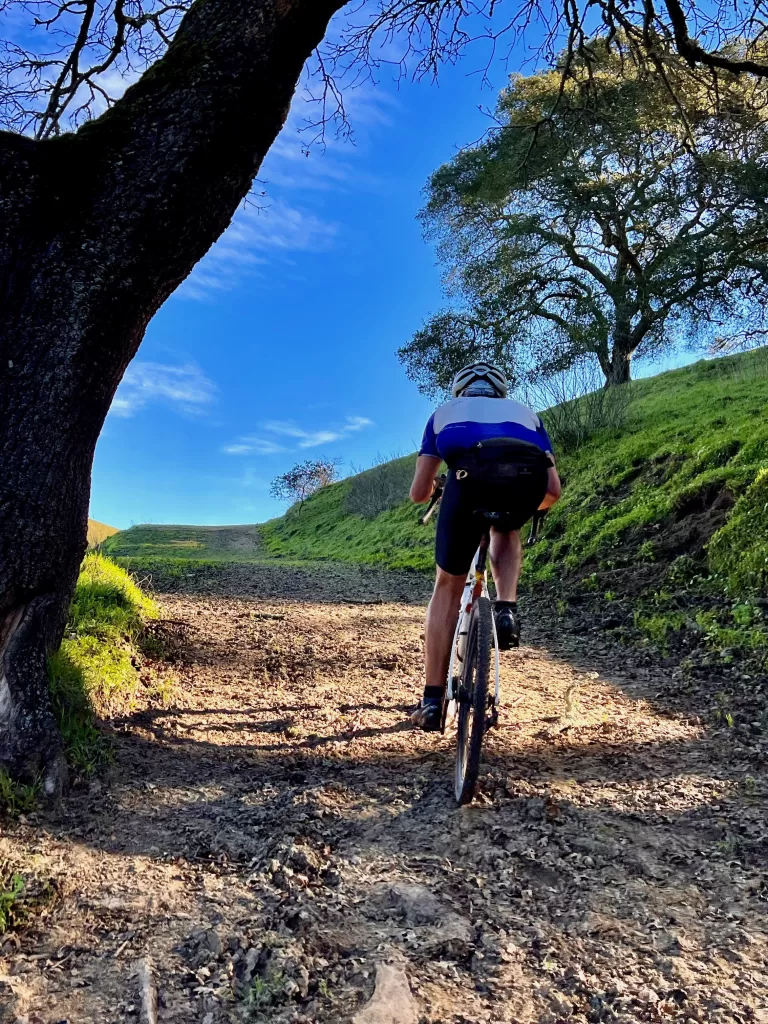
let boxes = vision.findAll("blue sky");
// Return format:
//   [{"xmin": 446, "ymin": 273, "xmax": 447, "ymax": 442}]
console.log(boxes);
[
  {"xmin": 90, "ymin": 25, "xmax": 694, "ymax": 529},
  {"xmin": 91, "ymin": 40, "xmax": 522, "ymax": 528}
]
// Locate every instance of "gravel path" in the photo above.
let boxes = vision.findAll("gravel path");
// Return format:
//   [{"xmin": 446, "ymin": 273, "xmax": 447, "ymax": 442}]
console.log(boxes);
[{"xmin": 2, "ymin": 563, "xmax": 767, "ymax": 1024}]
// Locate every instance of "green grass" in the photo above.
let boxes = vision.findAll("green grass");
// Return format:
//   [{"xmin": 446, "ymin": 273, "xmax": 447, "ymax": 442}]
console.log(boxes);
[
  {"xmin": 105, "ymin": 523, "xmax": 262, "ymax": 561},
  {"xmin": 260, "ymin": 455, "xmax": 436, "ymax": 570},
  {"xmin": 709, "ymin": 467, "xmax": 768, "ymax": 597},
  {"xmin": 0, "ymin": 870, "xmax": 25, "ymax": 933},
  {"xmin": 0, "ymin": 771, "xmax": 39, "ymax": 817},
  {"xmin": 0, "ymin": 858, "xmax": 58, "ymax": 935},
  {"xmin": 47, "ymin": 553, "xmax": 159, "ymax": 777},
  {"xmin": 634, "ymin": 611, "xmax": 687, "ymax": 652},
  {"xmin": 260, "ymin": 350, "xmax": 768, "ymax": 583}
]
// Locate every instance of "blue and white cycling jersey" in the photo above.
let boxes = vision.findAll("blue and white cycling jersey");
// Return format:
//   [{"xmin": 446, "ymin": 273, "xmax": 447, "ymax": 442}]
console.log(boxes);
[{"xmin": 419, "ymin": 396, "xmax": 554, "ymax": 464}]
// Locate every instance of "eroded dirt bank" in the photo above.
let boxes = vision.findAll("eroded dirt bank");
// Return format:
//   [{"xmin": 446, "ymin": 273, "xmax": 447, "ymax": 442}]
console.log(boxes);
[{"xmin": 2, "ymin": 563, "xmax": 767, "ymax": 1024}]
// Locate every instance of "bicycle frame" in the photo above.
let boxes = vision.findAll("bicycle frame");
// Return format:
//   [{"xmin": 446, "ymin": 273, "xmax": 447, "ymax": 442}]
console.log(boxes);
[
  {"xmin": 419, "ymin": 483, "xmax": 546, "ymax": 734},
  {"xmin": 445, "ymin": 530, "xmax": 501, "ymax": 711}
]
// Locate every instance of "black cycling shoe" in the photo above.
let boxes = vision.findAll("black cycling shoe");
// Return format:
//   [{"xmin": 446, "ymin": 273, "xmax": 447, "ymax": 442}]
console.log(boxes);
[
  {"xmin": 494, "ymin": 601, "xmax": 521, "ymax": 650},
  {"xmin": 410, "ymin": 687, "xmax": 445, "ymax": 731}
]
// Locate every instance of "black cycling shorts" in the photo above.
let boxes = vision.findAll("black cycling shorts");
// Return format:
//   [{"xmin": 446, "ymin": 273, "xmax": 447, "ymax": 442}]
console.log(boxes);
[{"xmin": 435, "ymin": 467, "xmax": 548, "ymax": 576}]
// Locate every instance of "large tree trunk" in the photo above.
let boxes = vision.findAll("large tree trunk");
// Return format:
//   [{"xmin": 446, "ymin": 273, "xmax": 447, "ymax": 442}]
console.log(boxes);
[
  {"xmin": 605, "ymin": 349, "xmax": 632, "ymax": 385},
  {"xmin": 605, "ymin": 315, "xmax": 634, "ymax": 386},
  {"xmin": 0, "ymin": 0, "xmax": 346, "ymax": 791}
]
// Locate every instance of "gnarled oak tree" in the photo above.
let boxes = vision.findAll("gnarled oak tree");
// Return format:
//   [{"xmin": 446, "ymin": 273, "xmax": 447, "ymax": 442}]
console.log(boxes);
[
  {"xmin": 3, "ymin": 0, "xmax": 768, "ymax": 794},
  {"xmin": 0, "ymin": 0, "xmax": 353, "ymax": 793},
  {"xmin": 400, "ymin": 43, "xmax": 768, "ymax": 393}
]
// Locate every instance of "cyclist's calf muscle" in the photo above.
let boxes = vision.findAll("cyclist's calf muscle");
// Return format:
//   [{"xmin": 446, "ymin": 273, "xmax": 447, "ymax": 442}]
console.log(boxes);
[{"xmin": 538, "ymin": 465, "xmax": 562, "ymax": 510}]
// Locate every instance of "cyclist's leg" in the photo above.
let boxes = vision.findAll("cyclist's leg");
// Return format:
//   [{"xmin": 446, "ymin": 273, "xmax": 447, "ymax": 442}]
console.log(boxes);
[
  {"xmin": 412, "ymin": 473, "xmax": 483, "ymax": 729},
  {"xmin": 490, "ymin": 527, "xmax": 523, "ymax": 649},
  {"xmin": 486, "ymin": 471, "xmax": 548, "ymax": 648},
  {"xmin": 424, "ymin": 567, "xmax": 466, "ymax": 689},
  {"xmin": 489, "ymin": 528, "xmax": 523, "ymax": 601}
]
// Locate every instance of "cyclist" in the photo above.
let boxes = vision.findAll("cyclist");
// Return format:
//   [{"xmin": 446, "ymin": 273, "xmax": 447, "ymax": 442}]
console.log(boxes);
[{"xmin": 409, "ymin": 361, "xmax": 562, "ymax": 731}]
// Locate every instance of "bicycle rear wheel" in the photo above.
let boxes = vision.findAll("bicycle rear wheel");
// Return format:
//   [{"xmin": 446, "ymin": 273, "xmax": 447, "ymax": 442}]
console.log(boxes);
[{"xmin": 454, "ymin": 595, "xmax": 492, "ymax": 805}]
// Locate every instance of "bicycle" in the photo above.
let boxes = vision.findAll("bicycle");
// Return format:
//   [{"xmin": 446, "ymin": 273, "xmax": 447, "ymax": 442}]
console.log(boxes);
[{"xmin": 421, "ymin": 481, "xmax": 545, "ymax": 804}]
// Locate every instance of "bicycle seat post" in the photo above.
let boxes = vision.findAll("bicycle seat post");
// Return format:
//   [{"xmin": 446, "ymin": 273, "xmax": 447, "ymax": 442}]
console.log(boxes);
[{"xmin": 472, "ymin": 511, "xmax": 497, "ymax": 577}]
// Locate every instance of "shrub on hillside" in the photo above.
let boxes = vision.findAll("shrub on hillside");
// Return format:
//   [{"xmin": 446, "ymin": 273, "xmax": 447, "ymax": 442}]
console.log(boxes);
[
  {"xmin": 711, "ymin": 343, "xmax": 768, "ymax": 384},
  {"xmin": 270, "ymin": 458, "xmax": 341, "ymax": 513},
  {"xmin": 535, "ymin": 364, "xmax": 633, "ymax": 454},
  {"xmin": 709, "ymin": 469, "xmax": 768, "ymax": 598},
  {"xmin": 345, "ymin": 455, "xmax": 417, "ymax": 519}
]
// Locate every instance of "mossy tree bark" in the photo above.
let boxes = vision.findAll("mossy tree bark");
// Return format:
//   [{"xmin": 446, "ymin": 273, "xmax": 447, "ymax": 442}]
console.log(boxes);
[
  {"xmin": 0, "ymin": 0, "xmax": 347, "ymax": 793},
  {"xmin": 604, "ymin": 318, "xmax": 634, "ymax": 386}
]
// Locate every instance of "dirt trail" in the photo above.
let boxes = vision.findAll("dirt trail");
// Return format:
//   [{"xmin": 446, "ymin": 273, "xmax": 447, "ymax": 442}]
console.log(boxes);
[{"xmin": 2, "ymin": 563, "xmax": 768, "ymax": 1024}]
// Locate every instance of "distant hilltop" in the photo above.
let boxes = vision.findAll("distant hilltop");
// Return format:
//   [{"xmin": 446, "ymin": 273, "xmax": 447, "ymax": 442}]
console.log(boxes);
[{"xmin": 87, "ymin": 519, "xmax": 119, "ymax": 548}]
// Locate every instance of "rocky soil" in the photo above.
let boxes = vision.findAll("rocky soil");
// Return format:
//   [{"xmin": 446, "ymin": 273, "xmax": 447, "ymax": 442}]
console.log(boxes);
[{"xmin": 2, "ymin": 562, "xmax": 768, "ymax": 1024}]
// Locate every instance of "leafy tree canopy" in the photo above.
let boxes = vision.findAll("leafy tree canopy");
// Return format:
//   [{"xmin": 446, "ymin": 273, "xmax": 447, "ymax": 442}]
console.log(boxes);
[
  {"xmin": 270, "ymin": 458, "xmax": 341, "ymax": 510},
  {"xmin": 400, "ymin": 40, "xmax": 768, "ymax": 394}
]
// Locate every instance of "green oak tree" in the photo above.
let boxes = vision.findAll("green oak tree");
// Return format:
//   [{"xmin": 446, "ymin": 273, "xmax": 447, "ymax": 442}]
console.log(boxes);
[{"xmin": 400, "ymin": 42, "xmax": 768, "ymax": 393}]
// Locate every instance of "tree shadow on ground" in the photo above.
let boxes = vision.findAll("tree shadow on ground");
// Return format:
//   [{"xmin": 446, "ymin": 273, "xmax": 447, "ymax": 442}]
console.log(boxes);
[
  {"xmin": 135, "ymin": 560, "xmax": 434, "ymax": 605},
  {"xmin": 34, "ymin": 714, "xmax": 765, "ymax": 863},
  {"xmin": 112, "ymin": 705, "xmax": 414, "ymax": 750},
  {"xmin": 7, "ymin": 630, "xmax": 768, "ymax": 1024}
]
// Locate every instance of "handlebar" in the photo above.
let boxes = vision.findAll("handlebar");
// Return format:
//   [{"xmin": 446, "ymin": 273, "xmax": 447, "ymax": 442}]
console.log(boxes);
[{"xmin": 419, "ymin": 476, "xmax": 445, "ymax": 525}]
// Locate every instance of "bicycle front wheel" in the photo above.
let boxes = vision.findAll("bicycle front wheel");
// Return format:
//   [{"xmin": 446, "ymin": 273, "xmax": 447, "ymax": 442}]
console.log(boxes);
[{"xmin": 455, "ymin": 595, "xmax": 492, "ymax": 805}]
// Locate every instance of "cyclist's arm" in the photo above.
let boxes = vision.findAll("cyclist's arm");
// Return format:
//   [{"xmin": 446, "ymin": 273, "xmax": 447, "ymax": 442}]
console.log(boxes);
[
  {"xmin": 538, "ymin": 464, "xmax": 562, "ymax": 510},
  {"xmin": 410, "ymin": 455, "xmax": 442, "ymax": 504}
]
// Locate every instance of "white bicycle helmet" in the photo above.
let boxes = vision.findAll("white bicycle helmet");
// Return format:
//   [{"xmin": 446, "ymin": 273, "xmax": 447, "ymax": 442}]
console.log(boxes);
[{"xmin": 451, "ymin": 361, "xmax": 508, "ymax": 398}]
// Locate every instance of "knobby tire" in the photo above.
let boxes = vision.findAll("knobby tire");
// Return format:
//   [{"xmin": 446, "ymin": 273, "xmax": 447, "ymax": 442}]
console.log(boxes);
[{"xmin": 455, "ymin": 595, "xmax": 492, "ymax": 805}]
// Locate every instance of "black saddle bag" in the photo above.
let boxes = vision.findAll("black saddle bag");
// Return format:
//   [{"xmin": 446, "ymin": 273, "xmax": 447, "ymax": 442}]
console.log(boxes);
[{"xmin": 450, "ymin": 438, "xmax": 552, "ymax": 485}]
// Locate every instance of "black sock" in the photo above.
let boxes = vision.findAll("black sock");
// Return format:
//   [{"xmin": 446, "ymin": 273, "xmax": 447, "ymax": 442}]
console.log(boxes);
[
  {"xmin": 423, "ymin": 685, "xmax": 445, "ymax": 701},
  {"xmin": 496, "ymin": 600, "xmax": 517, "ymax": 610}
]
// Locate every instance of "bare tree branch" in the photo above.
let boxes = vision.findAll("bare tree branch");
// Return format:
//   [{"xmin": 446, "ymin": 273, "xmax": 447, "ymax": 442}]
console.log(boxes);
[{"xmin": 4, "ymin": 0, "xmax": 768, "ymax": 142}]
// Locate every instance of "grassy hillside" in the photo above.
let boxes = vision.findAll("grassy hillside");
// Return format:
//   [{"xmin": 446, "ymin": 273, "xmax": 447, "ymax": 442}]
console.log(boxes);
[
  {"xmin": 261, "ymin": 348, "xmax": 768, "ymax": 677},
  {"xmin": 262, "ymin": 351, "xmax": 768, "ymax": 582},
  {"xmin": 526, "ymin": 351, "xmax": 768, "ymax": 586},
  {"xmin": 259, "ymin": 454, "xmax": 435, "ymax": 570},
  {"xmin": 110, "ymin": 350, "xmax": 768, "ymax": 611},
  {"xmin": 104, "ymin": 523, "xmax": 262, "ymax": 561},
  {"xmin": 87, "ymin": 519, "xmax": 119, "ymax": 548}
]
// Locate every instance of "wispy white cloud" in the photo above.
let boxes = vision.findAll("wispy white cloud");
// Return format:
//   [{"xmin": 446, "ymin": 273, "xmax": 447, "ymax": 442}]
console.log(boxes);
[
  {"xmin": 223, "ymin": 415, "xmax": 373, "ymax": 455},
  {"xmin": 222, "ymin": 438, "xmax": 287, "ymax": 456},
  {"xmin": 177, "ymin": 79, "xmax": 395, "ymax": 301},
  {"xmin": 262, "ymin": 420, "xmax": 335, "ymax": 447},
  {"xmin": 259, "ymin": 84, "xmax": 396, "ymax": 192},
  {"xmin": 264, "ymin": 416, "xmax": 373, "ymax": 448},
  {"xmin": 111, "ymin": 361, "xmax": 216, "ymax": 418},
  {"xmin": 298, "ymin": 430, "xmax": 341, "ymax": 449},
  {"xmin": 179, "ymin": 197, "xmax": 338, "ymax": 300},
  {"xmin": 345, "ymin": 415, "xmax": 374, "ymax": 432}
]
